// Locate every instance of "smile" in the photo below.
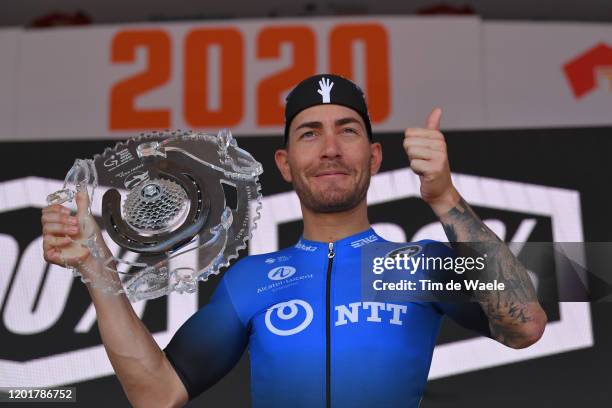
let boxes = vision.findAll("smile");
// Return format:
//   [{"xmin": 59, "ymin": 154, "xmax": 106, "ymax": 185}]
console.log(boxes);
[
  {"xmin": 315, "ymin": 172, "xmax": 348, "ymax": 179},
  {"xmin": 315, "ymin": 170, "xmax": 348, "ymax": 176}
]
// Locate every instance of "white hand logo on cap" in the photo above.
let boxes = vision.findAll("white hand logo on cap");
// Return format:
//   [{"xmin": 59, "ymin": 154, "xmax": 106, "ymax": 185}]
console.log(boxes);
[{"xmin": 317, "ymin": 78, "xmax": 334, "ymax": 103}]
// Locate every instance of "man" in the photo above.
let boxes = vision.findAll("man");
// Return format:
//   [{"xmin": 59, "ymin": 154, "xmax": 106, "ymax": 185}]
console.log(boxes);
[{"xmin": 41, "ymin": 74, "xmax": 546, "ymax": 407}]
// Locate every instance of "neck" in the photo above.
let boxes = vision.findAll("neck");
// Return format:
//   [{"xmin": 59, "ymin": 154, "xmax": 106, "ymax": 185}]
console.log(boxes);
[{"xmin": 301, "ymin": 199, "xmax": 371, "ymax": 243}]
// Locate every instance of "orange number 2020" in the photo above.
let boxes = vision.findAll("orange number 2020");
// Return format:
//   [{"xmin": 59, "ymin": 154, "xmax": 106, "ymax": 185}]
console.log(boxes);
[{"xmin": 109, "ymin": 23, "xmax": 390, "ymax": 131}]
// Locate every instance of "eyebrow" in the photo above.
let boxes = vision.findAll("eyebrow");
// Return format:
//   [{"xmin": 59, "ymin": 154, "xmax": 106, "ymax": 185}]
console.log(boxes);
[{"xmin": 294, "ymin": 117, "xmax": 365, "ymax": 132}]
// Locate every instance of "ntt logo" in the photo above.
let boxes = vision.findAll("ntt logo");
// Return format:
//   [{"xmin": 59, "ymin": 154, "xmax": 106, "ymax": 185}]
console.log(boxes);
[
  {"xmin": 267, "ymin": 266, "xmax": 296, "ymax": 281},
  {"xmin": 265, "ymin": 299, "xmax": 314, "ymax": 336}
]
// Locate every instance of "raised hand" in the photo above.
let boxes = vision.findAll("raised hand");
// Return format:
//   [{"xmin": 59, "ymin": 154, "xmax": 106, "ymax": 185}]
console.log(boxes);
[{"xmin": 403, "ymin": 107, "xmax": 459, "ymax": 213}]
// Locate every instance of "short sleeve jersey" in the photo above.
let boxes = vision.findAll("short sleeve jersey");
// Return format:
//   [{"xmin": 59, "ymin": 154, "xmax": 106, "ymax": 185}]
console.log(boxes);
[{"xmin": 164, "ymin": 228, "xmax": 490, "ymax": 407}]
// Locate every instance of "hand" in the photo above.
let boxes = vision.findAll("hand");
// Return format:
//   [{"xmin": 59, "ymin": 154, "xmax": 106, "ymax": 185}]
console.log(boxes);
[
  {"xmin": 317, "ymin": 78, "xmax": 334, "ymax": 103},
  {"xmin": 403, "ymin": 108, "xmax": 459, "ymax": 213},
  {"xmin": 42, "ymin": 189, "xmax": 103, "ymax": 269}
]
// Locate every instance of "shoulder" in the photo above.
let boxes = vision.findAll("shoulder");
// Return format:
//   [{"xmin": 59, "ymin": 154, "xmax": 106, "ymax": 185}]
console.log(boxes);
[
  {"xmin": 216, "ymin": 247, "xmax": 297, "ymax": 322},
  {"xmin": 221, "ymin": 246, "xmax": 297, "ymax": 289}
]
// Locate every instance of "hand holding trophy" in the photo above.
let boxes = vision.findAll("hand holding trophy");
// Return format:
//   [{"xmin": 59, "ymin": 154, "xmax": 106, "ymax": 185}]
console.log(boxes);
[{"xmin": 44, "ymin": 129, "xmax": 263, "ymax": 302}]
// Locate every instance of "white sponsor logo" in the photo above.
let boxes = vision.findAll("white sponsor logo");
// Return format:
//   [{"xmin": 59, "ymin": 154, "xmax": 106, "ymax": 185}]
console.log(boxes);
[
  {"xmin": 295, "ymin": 241, "xmax": 317, "ymax": 252},
  {"xmin": 267, "ymin": 266, "xmax": 297, "ymax": 281},
  {"xmin": 317, "ymin": 77, "xmax": 334, "ymax": 103},
  {"xmin": 257, "ymin": 273, "xmax": 314, "ymax": 294},
  {"xmin": 350, "ymin": 234, "xmax": 379, "ymax": 248},
  {"xmin": 265, "ymin": 299, "xmax": 314, "ymax": 336},
  {"xmin": 265, "ymin": 301, "xmax": 409, "ymax": 336},
  {"xmin": 264, "ymin": 255, "xmax": 291, "ymax": 264},
  {"xmin": 335, "ymin": 302, "xmax": 408, "ymax": 326}
]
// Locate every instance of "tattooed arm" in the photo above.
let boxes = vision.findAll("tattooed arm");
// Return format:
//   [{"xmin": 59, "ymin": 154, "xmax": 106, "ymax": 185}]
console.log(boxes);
[
  {"xmin": 433, "ymin": 189, "xmax": 547, "ymax": 349},
  {"xmin": 403, "ymin": 107, "xmax": 547, "ymax": 349}
]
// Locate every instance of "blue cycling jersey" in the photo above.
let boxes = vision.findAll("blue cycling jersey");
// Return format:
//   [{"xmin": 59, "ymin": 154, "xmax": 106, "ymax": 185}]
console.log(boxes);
[{"xmin": 164, "ymin": 228, "xmax": 491, "ymax": 407}]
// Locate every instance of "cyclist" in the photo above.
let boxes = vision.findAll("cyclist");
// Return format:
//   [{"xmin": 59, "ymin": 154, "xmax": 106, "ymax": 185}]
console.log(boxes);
[{"xmin": 41, "ymin": 74, "xmax": 546, "ymax": 407}]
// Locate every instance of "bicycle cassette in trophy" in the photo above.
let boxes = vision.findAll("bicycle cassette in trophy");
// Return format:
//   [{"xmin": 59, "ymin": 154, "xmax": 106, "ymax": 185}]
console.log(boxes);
[{"xmin": 46, "ymin": 129, "xmax": 263, "ymax": 302}]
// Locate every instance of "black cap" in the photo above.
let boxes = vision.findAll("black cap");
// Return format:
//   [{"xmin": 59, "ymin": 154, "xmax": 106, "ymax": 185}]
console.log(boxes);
[{"xmin": 283, "ymin": 74, "xmax": 372, "ymax": 145}]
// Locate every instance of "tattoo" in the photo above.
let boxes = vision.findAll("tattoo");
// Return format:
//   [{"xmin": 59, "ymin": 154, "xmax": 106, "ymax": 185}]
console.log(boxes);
[{"xmin": 439, "ymin": 197, "xmax": 543, "ymax": 347}]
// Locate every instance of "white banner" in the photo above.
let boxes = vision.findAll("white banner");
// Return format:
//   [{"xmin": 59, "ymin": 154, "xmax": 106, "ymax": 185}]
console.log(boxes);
[
  {"xmin": 0, "ymin": 29, "xmax": 19, "ymax": 139},
  {"xmin": 1, "ymin": 18, "xmax": 612, "ymax": 141},
  {"xmin": 4, "ymin": 17, "xmax": 484, "ymax": 141},
  {"xmin": 484, "ymin": 22, "xmax": 612, "ymax": 129}
]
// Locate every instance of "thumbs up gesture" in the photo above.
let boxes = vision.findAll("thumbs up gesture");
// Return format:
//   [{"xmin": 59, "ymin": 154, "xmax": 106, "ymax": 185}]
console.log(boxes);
[{"xmin": 403, "ymin": 108, "xmax": 460, "ymax": 213}]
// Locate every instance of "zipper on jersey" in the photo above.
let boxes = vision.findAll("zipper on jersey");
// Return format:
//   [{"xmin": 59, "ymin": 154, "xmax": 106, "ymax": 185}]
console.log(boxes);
[{"xmin": 326, "ymin": 242, "xmax": 335, "ymax": 408}]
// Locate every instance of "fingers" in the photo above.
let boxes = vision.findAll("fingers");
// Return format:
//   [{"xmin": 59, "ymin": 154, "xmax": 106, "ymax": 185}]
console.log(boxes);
[
  {"xmin": 402, "ymin": 136, "xmax": 446, "ymax": 152},
  {"xmin": 404, "ymin": 146, "xmax": 433, "ymax": 161},
  {"xmin": 41, "ymin": 207, "xmax": 79, "ymax": 235},
  {"xmin": 42, "ymin": 204, "xmax": 71, "ymax": 215},
  {"xmin": 43, "ymin": 247, "xmax": 65, "ymax": 265},
  {"xmin": 41, "ymin": 211, "xmax": 78, "ymax": 225},
  {"xmin": 426, "ymin": 107, "xmax": 442, "ymax": 130},
  {"xmin": 404, "ymin": 127, "xmax": 444, "ymax": 140},
  {"xmin": 42, "ymin": 235, "xmax": 73, "ymax": 263},
  {"xmin": 409, "ymin": 159, "xmax": 430, "ymax": 176},
  {"xmin": 403, "ymin": 116, "xmax": 447, "ymax": 163},
  {"xmin": 41, "ymin": 197, "xmax": 93, "ymax": 268},
  {"xmin": 42, "ymin": 222, "xmax": 80, "ymax": 236},
  {"xmin": 43, "ymin": 235, "xmax": 73, "ymax": 248},
  {"xmin": 43, "ymin": 245, "xmax": 87, "ymax": 266},
  {"xmin": 403, "ymin": 140, "xmax": 446, "ymax": 160}
]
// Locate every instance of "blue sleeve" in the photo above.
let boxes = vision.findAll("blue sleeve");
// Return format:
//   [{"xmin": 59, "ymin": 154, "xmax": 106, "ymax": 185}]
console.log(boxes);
[
  {"xmin": 163, "ymin": 277, "xmax": 248, "ymax": 401},
  {"xmin": 422, "ymin": 240, "xmax": 492, "ymax": 338},
  {"xmin": 433, "ymin": 300, "xmax": 492, "ymax": 338}
]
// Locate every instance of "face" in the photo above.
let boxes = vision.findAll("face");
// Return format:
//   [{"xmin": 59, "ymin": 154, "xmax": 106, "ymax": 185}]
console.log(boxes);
[{"xmin": 275, "ymin": 104, "xmax": 382, "ymax": 213}]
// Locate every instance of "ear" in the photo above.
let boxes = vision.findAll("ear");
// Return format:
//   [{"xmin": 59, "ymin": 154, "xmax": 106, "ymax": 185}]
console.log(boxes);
[
  {"xmin": 369, "ymin": 142, "xmax": 382, "ymax": 176},
  {"xmin": 274, "ymin": 148, "xmax": 293, "ymax": 183}
]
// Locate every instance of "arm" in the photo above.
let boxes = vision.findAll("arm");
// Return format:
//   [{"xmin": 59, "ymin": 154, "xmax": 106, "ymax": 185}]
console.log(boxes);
[
  {"xmin": 163, "ymin": 278, "xmax": 248, "ymax": 399},
  {"xmin": 432, "ymin": 190, "xmax": 547, "ymax": 348},
  {"xmin": 403, "ymin": 108, "xmax": 547, "ymax": 349},
  {"xmin": 42, "ymin": 191, "xmax": 188, "ymax": 407},
  {"xmin": 86, "ymin": 263, "xmax": 189, "ymax": 407}
]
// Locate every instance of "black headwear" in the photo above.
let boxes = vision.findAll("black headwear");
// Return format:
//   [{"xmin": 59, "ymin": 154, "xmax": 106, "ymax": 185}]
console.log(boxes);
[{"xmin": 283, "ymin": 74, "xmax": 373, "ymax": 145}]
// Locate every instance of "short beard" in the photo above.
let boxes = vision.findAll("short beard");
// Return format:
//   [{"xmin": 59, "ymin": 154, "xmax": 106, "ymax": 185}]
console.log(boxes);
[{"xmin": 291, "ymin": 162, "xmax": 371, "ymax": 213}]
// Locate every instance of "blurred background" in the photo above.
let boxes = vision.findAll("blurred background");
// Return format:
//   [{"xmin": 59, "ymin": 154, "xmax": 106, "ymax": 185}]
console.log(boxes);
[{"xmin": 1, "ymin": 1, "xmax": 611, "ymax": 407}]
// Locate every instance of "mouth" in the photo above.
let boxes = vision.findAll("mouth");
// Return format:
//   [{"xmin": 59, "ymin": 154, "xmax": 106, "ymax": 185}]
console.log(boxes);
[{"xmin": 315, "ymin": 171, "xmax": 348, "ymax": 178}]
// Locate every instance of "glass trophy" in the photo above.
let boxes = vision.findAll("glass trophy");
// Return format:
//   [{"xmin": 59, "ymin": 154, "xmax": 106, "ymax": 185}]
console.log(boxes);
[{"xmin": 46, "ymin": 129, "xmax": 263, "ymax": 302}]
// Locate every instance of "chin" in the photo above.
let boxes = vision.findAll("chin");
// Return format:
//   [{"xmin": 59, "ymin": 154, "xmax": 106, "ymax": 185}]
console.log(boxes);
[{"xmin": 311, "ymin": 194, "xmax": 359, "ymax": 213}]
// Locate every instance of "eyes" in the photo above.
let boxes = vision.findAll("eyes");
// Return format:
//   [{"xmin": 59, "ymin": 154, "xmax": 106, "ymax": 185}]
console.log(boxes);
[
  {"xmin": 342, "ymin": 127, "xmax": 359, "ymax": 135},
  {"xmin": 299, "ymin": 127, "xmax": 359, "ymax": 140}
]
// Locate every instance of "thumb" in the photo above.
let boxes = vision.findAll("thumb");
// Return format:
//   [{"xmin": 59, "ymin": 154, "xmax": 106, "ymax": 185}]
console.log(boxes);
[
  {"xmin": 75, "ymin": 188, "xmax": 99, "ymax": 241},
  {"xmin": 75, "ymin": 188, "xmax": 91, "ymax": 219},
  {"xmin": 426, "ymin": 107, "xmax": 442, "ymax": 130}
]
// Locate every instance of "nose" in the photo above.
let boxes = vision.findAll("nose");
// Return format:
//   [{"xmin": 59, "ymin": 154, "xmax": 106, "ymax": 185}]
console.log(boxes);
[{"xmin": 321, "ymin": 129, "xmax": 341, "ymax": 159}]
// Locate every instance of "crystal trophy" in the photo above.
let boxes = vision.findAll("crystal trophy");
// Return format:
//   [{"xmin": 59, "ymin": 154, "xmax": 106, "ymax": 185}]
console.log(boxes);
[{"xmin": 46, "ymin": 129, "xmax": 263, "ymax": 302}]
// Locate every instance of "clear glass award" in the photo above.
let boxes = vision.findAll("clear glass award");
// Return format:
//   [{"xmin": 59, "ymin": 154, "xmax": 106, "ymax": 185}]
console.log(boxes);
[{"xmin": 46, "ymin": 129, "xmax": 263, "ymax": 302}]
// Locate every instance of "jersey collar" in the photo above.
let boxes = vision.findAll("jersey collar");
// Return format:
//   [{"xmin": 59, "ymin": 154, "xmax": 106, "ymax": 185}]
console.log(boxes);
[{"xmin": 295, "ymin": 227, "xmax": 385, "ymax": 251}]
